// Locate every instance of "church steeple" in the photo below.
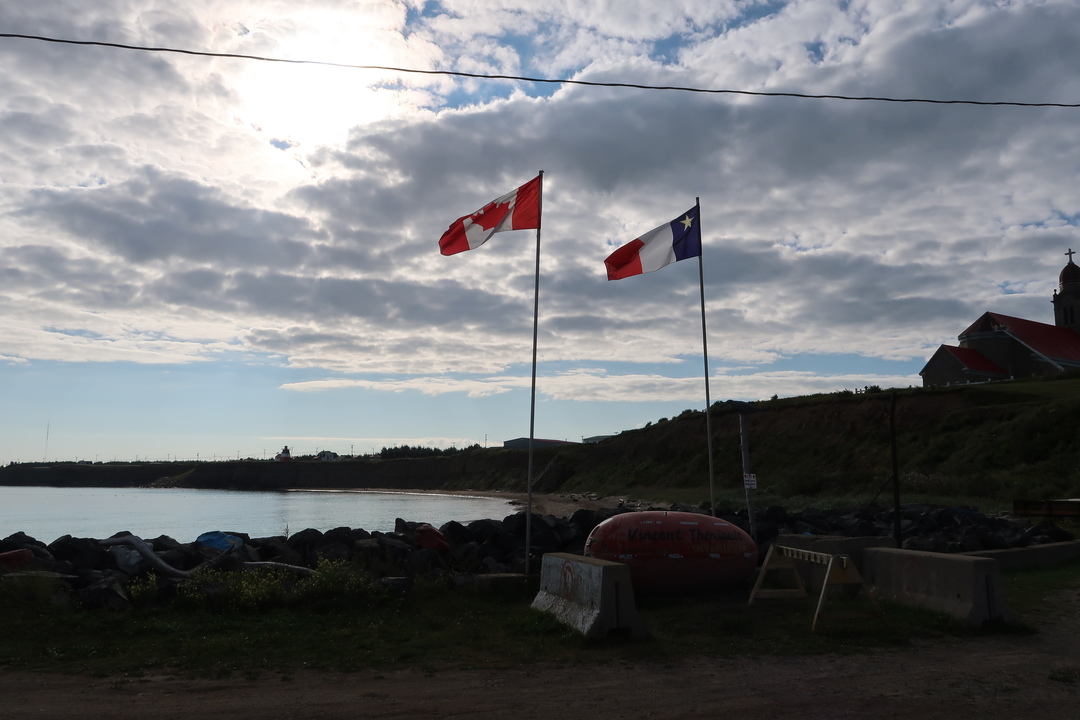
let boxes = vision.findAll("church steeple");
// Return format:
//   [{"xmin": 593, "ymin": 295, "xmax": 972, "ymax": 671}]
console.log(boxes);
[{"xmin": 1052, "ymin": 248, "xmax": 1080, "ymax": 331}]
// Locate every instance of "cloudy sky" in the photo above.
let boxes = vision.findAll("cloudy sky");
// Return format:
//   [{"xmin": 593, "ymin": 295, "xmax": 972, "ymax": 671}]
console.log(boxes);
[{"xmin": 2, "ymin": 0, "xmax": 1078, "ymax": 464}]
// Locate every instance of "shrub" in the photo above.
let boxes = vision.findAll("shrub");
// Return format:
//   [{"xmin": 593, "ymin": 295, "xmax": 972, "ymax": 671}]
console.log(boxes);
[
  {"xmin": 176, "ymin": 567, "xmax": 289, "ymax": 613},
  {"xmin": 169, "ymin": 561, "xmax": 385, "ymax": 613},
  {"xmin": 290, "ymin": 559, "xmax": 379, "ymax": 611}
]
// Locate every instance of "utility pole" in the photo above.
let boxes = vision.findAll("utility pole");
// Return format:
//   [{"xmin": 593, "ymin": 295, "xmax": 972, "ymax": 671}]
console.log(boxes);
[
  {"xmin": 739, "ymin": 412, "xmax": 758, "ymax": 542},
  {"xmin": 726, "ymin": 400, "xmax": 759, "ymax": 542},
  {"xmin": 891, "ymin": 392, "xmax": 902, "ymax": 548}
]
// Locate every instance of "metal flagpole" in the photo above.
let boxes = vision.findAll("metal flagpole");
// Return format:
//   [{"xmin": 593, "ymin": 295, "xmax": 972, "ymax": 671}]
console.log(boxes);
[
  {"xmin": 695, "ymin": 197, "xmax": 716, "ymax": 516},
  {"xmin": 525, "ymin": 170, "xmax": 544, "ymax": 575}
]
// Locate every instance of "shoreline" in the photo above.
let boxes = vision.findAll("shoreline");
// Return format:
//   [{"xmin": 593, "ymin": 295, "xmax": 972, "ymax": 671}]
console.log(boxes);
[
  {"xmin": 1, "ymin": 486, "xmax": 623, "ymax": 546},
  {"xmin": 298, "ymin": 487, "xmax": 621, "ymax": 519}
]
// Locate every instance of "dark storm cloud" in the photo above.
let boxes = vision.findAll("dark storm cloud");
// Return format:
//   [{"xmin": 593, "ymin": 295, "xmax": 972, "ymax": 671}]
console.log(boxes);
[
  {"xmin": 1, "ymin": 244, "xmax": 148, "ymax": 310},
  {"xmin": 19, "ymin": 168, "xmax": 321, "ymax": 266},
  {"xmin": 854, "ymin": 3, "xmax": 1080, "ymax": 103},
  {"xmin": 223, "ymin": 271, "xmax": 531, "ymax": 332}
]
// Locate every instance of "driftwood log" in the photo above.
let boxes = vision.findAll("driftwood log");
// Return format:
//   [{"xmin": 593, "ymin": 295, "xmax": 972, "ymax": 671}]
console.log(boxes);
[{"xmin": 98, "ymin": 535, "xmax": 314, "ymax": 577}]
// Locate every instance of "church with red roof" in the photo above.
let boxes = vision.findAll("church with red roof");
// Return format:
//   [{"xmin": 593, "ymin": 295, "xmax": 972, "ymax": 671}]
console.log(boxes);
[{"xmin": 920, "ymin": 251, "xmax": 1080, "ymax": 386}]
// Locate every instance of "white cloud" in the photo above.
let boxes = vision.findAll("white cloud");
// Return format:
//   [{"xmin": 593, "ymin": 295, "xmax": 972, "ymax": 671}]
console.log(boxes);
[{"xmin": 281, "ymin": 367, "xmax": 922, "ymax": 403}]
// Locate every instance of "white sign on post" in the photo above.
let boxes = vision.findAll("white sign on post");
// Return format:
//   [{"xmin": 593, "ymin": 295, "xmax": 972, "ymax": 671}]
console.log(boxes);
[{"xmin": 743, "ymin": 473, "xmax": 757, "ymax": 490}]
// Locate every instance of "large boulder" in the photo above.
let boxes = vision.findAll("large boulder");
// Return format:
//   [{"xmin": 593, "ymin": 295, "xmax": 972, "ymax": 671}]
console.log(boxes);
[
  {"xmin": 249, "ymin": 537, "xmax": 304, "ymax": 566},
  {"xmin": 287, "ymin": 528, "xmax": 326, "ymax": 564},
  {"xmin": 322, "ymin": 527, "xmax": 356, "ymax": 549},
  {"xmin": 76, "ymin": 572, "xmax": 131, "ymax": 611},
  {"xmin": 47, "ymin": 536, "xmax": 109, "ymax": 571},
  {"xmin": 312, "ymin": 541, "xmax": 350, "ymax": 563},
  {"xmin": 159, "ymin": 543, "xmax": 209, "ymax": 572},
  {"xmin": 0, "ymin": 549, "xmax": 35, "ymax": 572},
  {"xmin": 465, "ymin": 518, "xmax": 504, "ymax": 545},
  {"xmin": 0, "ymin": 532, "xmax": 47, "ymax": 553},
  {"xmin": 438, "ymin": 520, "xmax": 470, "ymax": 548},
  {"xmin": 567, "ymin": 508, "xmax": 598, "ymax": 536}
]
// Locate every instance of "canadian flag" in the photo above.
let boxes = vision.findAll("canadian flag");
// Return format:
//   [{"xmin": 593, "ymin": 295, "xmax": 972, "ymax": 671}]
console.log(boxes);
[{"xmin": 438, "ymin": 175, "xmax": 542, "ymax": 255}]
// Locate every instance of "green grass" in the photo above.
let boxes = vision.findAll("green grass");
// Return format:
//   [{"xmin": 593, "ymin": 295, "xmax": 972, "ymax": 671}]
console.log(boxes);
[{"xmin": 3, "ymin": 557, "xmax": 1078, "ymax": 679}]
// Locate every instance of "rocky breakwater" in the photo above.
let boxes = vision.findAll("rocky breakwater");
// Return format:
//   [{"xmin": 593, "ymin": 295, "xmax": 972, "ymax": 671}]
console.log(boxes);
[
  {"xmin": 0, "ymin": 502, "xmax": 1070, "ymax": 611},
  {"xmin": 736, "ymin": 502, "xmax": 1074, "ymax": 552},
  {"xmin": 0, "ymin": 506, "xmax": 628, "ymax": 611}
]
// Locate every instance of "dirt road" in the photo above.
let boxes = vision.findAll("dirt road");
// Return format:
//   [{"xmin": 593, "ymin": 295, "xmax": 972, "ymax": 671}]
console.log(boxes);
[{"xmin": 6, "ymin": 587, "xmax": 1080, "ymax": 720}]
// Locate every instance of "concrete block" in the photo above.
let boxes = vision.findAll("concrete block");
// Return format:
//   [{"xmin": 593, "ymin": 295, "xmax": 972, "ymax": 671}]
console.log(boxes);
[
  {"xmin": 964, "ymin": 540, "xmax": 1080, "ymax": 572},
  {"xmin": 863, "ymin": 547, "xmax": 1011, "ymax": 626},
  {"xmin": 531, "ymin": 553, "xmax": 646, "ymax": 639}
]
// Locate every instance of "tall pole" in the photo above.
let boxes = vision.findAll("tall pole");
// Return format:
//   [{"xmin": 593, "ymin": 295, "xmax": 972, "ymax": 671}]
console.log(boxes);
[
  {"xmin": 525, "ymin": 170, "xmax": 544, "ymax": 575},
  {"xmin": 739, "ymin": 413, "xmax": 758, "ymax": 541},
  {"xmin": 695, "ymin": 197, "xmax": 716, "ymax": 516},
  {"xmin": 891, "ymin": 391, "xmax": 902, "ymax": 548}
]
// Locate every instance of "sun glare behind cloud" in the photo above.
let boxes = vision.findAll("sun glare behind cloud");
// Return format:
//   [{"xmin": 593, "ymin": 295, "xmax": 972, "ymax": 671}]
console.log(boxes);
[{"xmin": 228, "ymin": 13, "xmax": 420, "ymax": 149}]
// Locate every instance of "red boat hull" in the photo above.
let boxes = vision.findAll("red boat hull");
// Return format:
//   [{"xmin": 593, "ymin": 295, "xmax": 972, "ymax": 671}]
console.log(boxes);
[{"xmin": 584, "ymin": 511, "xmax": 757, "ymax": 593}]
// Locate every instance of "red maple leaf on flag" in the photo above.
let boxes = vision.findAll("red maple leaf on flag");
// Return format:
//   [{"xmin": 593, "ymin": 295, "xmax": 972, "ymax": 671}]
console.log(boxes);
[
  {"xmin": 469, "ymin": 200, "xmax": 511, "ymax": 231},
  {"xmin": 437, "ymin": 174, "xmax": 541, "ymax": 255}
]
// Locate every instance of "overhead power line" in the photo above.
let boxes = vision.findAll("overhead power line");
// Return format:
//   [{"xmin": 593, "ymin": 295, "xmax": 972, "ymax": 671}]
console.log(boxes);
[{"xmin": 2, "ymin": 32, "xmax": 1078, "ymax": 108}]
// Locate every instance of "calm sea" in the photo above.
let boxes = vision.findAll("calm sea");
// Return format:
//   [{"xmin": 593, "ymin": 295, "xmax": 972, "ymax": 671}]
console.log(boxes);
[{"xmin": 0, "ymin": 486, "xmax": 515, "ymax": 544}]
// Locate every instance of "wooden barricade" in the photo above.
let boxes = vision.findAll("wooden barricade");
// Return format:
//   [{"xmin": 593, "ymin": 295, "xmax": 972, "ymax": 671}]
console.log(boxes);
[{"xmin": 748, "ymin": 544, "xmax": 882, "ymax": 631}]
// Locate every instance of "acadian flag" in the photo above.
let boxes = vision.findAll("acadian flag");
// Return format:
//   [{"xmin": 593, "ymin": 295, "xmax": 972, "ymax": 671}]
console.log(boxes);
[
  {"xmin": 604, "ymin": 206, "xmax": 702, "ymax": 280},
  {"xmin": 438, "ymin": 175, "xmax": 542, "ymax": 255}
]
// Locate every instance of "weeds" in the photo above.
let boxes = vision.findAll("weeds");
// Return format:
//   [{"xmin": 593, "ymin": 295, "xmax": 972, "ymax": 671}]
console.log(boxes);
[{"xmin": 167, "ymin": 560, "xmax": 382, "ymax": 613}]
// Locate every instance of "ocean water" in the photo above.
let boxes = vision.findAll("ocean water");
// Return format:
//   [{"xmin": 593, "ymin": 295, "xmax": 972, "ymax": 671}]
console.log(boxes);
[{"xmin": 0, "ymin": 486, "xmax": 515, "ymax": 544}]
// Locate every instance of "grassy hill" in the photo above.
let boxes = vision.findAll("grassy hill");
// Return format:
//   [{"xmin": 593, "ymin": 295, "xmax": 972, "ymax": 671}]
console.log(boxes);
[
  {"xmin": 429, "ymin": 376, "xmax": 1080, "ymax": 512},
  {"xmin": 532, "ymin": 376, "xmax": 1080, "ymax": 510},
  {"xmin": 5, "ymin": 377, "xmax": 1080, "ymax": 512}
]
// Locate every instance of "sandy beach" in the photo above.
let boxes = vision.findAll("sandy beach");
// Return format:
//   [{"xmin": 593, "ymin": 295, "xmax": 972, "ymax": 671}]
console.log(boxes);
[{"xmin": 402, "ymin": 489, "xmax": 625, "ymax": 519}]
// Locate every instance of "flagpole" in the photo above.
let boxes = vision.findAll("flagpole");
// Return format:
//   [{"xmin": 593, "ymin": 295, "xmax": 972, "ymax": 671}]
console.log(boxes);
[
  {"xmin": 525, "ymin": 170, "xmax": 544, "ymax": 575},
  {"xmin": 695, "ymin": 197, "xmax": 716, "ymax": 516}
]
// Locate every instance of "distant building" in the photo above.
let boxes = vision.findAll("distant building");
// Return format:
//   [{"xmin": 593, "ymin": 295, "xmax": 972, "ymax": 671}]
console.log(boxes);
[
  {"xmin": 920, "ymin": 251, "xmax": 1080, "ymax": 386},
  {"xmin": 583, "ymin": 435, "xmax": 615, "ymax": 444},
  {"xmin": 502, "ymin": 438, "xmax": 578, "ymax": 449}
]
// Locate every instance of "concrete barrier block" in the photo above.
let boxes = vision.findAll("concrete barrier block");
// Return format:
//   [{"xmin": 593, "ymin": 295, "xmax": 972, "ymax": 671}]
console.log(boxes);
[
  {"xmin": 964, "ymin": 540, "xmax": 1080, "ymax": 572},
  {"xmin": 531, "ymin": 553, "xmax": 647, "ymax": 639},
  {"xmin": 863, "ymin": 547, "xmax": 1011, "ymax": 626}
]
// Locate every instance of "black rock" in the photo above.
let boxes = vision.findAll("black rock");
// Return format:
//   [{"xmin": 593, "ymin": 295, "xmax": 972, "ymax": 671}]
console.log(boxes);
[
  {"xmin": 313, "ymin": 541, "xmax": 350, "ymax": 563},
  {"xmin": 407, "ymin": 548, "xmax": 445, "ymax": 575},
  {"xmin": 248, "ymin": 537, "xmax": 303, "ymax": 566},
  {"xmin": 567, "ymin": 508, "xmax": 598, "ymax": 534},
  {"xmin": 438, "ymin": 520, "xmax": 470, "ymax": 548},
  {"xmin": 395, "ymin": 518, "xmax": 423, "ymax": 534},
  {"xmin": 149, "ymin": 535, "xmax": 182, "ymax": 552},
  {"xmin": 76, "ymin": 575, "xmax": 130, "ymax": 611},
  {"xmin": 1, "ymin": 532, "xmax": 46, "ymax": 552},
  {"xmin": 47, "ymin": 536, "xmax": 108, "ymax": 570},
  {"xmin": 320, "ymin": 527, "xmax": 356, "ymax": 550},
  {"xmin": 465, "ymin": 518, "xmax": 504, "ymax": 544},
  {"xmin": 287, "ymin": 528, "xmax": 325, "ymax": 552}
]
